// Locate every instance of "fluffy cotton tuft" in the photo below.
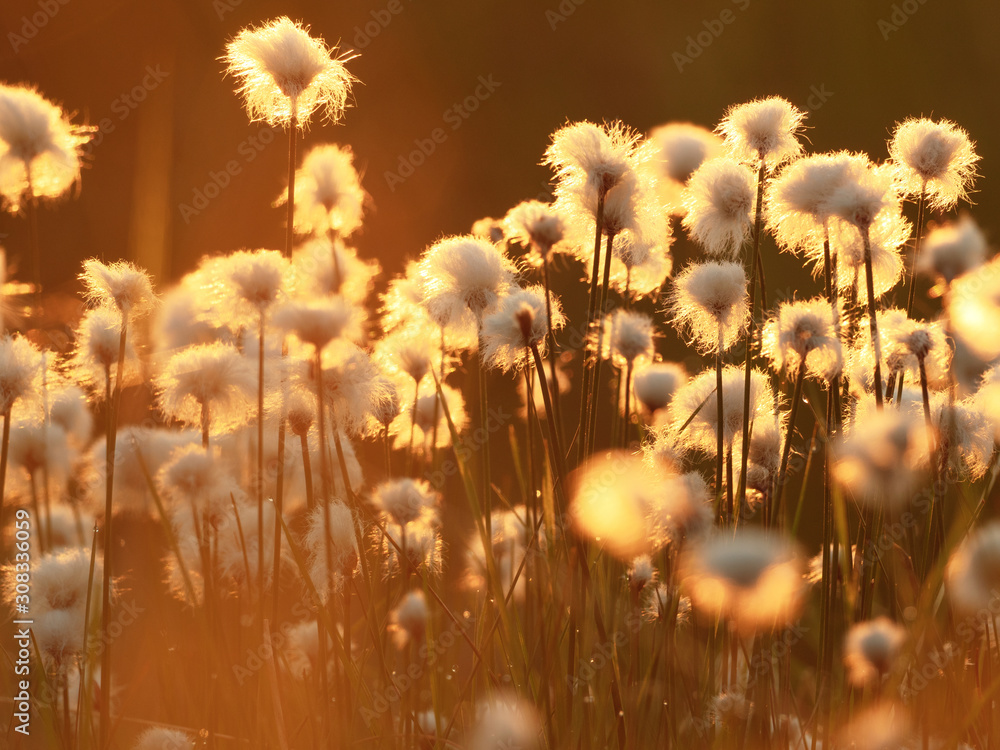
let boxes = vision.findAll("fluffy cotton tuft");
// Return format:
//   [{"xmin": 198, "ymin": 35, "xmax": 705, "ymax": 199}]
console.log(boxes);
[
  {"xmin": 389, "ymin": 589, "xmax": 428, "ymax": 648},
  {"xmin": 844, "ymin": 617, "xmax": 907, "ymax": 686},
  {"xmin": 889, "ymin": 117, "xmax": 979, "ymax": 210},
  {"xmin": 632, "ymin": 362, "xmax": 686, "ymax": 415},
  {"xmin": 762, "ymin": 297, "xmax": 842, "ymax": 381},
  {"xmin": 417, "ymin": 235, "xmax": 517, "ymax": 325},
  {"xmin": 917, "ymin": 216, "xmax": 987, "ymax": 285},
  {"xmin": 132, "ymin": 727, "xmax": 194, "ymax": 750},
  {"xmin": 273, "ymin": 297, "xmax": 361, "ymax": 350},
  {"xmin": 284, "ymin": 143, "xmax": 365, "ymax": 237},
  {"xmin": 946, "ymin": 521, "xmax": 1000, "ymax": 617},
  {"xmin": 156, "ymin": 343, "xmax": 255, "ymax": 435},
  {"xmin": 503, "ymin": 200, "xmax": 567, "ymax": 262},
  {"xmin": 80, "ymin": 259, "xmax": 156, "ymax": 320},
  {"xmin": 481, "ymin": 285, "xmax": 565, "ymax": 372},
  {"xmin": 543, "ymin": 120, "xmax": 639, "ymax": 196},
  {"xmin": 681, "ymin": 528, "xmax": 805, "ymax": 634},
  {"xmin": 607, "ymin": 309, "xmax": 655, "ymax": 367},
  {"xmin": 682, "ymin": 158, "xmax": 755, "ymax": 258},
  {"xmin": 717, "ymin": 96, "xmax": 805, "ymax": 169},
  {"xmin": 371, "ymin": 478, "xmax": 439, "ymax": 527},
  {"xmin": 223, "ymin": 16, "xmax": 355, "ymax": 128},
  {"xmin": 643, "ymin": 122, "xmax": 723, "ymax": 215},
  {"xmin": 0, "ymin": 83, "xmax": 93, "ymax": 210},
  {"xmin": 669, "ymin": 261, "xmax": 748, "ymax": 353},
  {"xmin": 0, "ymin": 334, "xmax": 42, "ymax": 414}
]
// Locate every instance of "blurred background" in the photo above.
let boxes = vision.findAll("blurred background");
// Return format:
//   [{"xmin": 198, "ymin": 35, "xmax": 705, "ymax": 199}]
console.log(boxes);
[{"xmin": 1, "ymin": 0, "xmax": 999, "ymax": 294}]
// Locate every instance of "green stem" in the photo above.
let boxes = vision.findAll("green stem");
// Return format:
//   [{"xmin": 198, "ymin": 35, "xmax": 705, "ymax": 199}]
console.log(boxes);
[
  {"xmin": 863, "ymin": 227, "xmax": 885, "ymax": 409},
  {"xmin": 905, "ymin": 185, "xmax": 927, "ymax": 317},
  {"xmin": 577, "ymin": 189, "xmax": 606, "ymax": 463}
]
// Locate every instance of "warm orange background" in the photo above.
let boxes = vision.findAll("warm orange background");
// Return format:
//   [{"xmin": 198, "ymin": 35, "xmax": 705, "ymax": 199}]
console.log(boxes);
[{"xmin": 1, "ymin": 0, "xmax": 998, "ymax": 297}]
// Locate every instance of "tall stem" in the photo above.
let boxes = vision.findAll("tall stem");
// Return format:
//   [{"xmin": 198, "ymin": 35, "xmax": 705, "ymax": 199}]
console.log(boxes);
[
  {"xmin": 863, "ymin": 227, "xmax": 885, "ymax": 409},
  {"xmin": 622, "ymin": 360, "xmax": 633, "ymax": 449},
  {"xmin": 99, "ymin": 322, "xmax": 127, "ymax": 749},
  {"xmin": 905, "ymin": 185, "xmax": 927, "ymax": 317},
  {"xmin": 285, "ymin": 115, "xmax": 298, "ymax": 258},
  {"xmin": 477, "ymin": 334, "xmax": 492, "ymax": 538},
  {"xmin": 530, "ymin": 342, "xmax": 569, "ymax": 505},
  {"xmin": 540, "ymin": 252, "xmax": 564, "ymax": 446},
  {"xmin": 577, "ymin": 189, "xmax": 606, "ymax": 463},
  {"xmin": 588, "ymin": 231, "xmax": 617, "ymax": 456},
  {"xmin": 716, "ymin": 325, "xmax": 725, "ymax": 519},
  {"xmin": 772, "ymin": 364, "xmax": 806, "ymax": 529},
  {"xmin": 25, "ymin": 172, "xmax": 42, "ymax": 316},
  {"xmin": 737, "ymin": 159, "xmax": 767, "ymax": 507}
]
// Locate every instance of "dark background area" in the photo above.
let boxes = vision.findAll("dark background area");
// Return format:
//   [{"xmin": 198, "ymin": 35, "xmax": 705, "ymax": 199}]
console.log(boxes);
[{"xmin": 1, "ymin": 0, "xmax": 998, "ymax": 296}]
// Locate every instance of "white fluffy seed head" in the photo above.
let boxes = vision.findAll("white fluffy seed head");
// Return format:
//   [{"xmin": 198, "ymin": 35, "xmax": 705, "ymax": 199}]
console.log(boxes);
[
  {"xmin": 304, "ymin": 500, "xmax": 359, "ymax": 600},
  {"xmin": 946, "ymin": 520, "xmax": 1000, "ymax": 618},
  {"xmin": 503, "ymin": 200, "xmax": 566, "ymax": 260},
  {"xmin": 889, "ymin": 117, "xmax": 979, "ymax": 210},
  {"xmin": 632, "ymin": 362, "xmax": 687, "ymax": 414},
  {"xmin": 681, "ymin": 528, "xmax": 805, "ymax": 634},
  {"xmin": 949, "ymin": 256, "xmax": 1000, "ymax": 363},
  {"xmin": 669, "ymin": 261, "xmax": 748, "ymax": 353},
  {"xmin": 918, "ymin": 215, "xmax": 988, "ymax": 285},
  {"xmin": 80, "ymin": 259, "xmax": 156, "ymax": 320},
  {"xmin": 762, "ymin": 297, "xmax": 842, "ymax": 381},
  {"xmin": 682, "ymin": 158, "xmax": 755, "ymax": 258},
  {"xmin": 371, "ymin": 478, "xmax": 439, "ymax": 527},
  {"xmin": 766, "ymin": 151, "xmax": 864, "ymax": 255},
  {"xmin": 390, "ymin": 589, "xmax": 428, "ymax": 648},
  {"xmin": 844, "ymin": 617, "xmax": 907, "ymax": 686},
  {"xmin": 156, "ymin": 343, "xmax": 255, "ymax": 434},
  {"xmin": 717, "ymin": 96, "xmax": 805, "ymax": 169},
  {"xmin": 132, "ymin": 727, "xmax": 194, "ymax": 750},
  {"xmin": 286, "ymin": 143, "xmax": 365, "ymax": 237},
  {"xmin": 827, "ymin": 159, "xmax": 899, "ymax": 233},
  {"xmin": 608, "ymin": 309, "xmax": 655, "ymax": 367},
  {"xmin": 417, "ymin": 235, "xmax": 517, "ymax": 325},
  {"xmin": 644, "ymin": 122, "xmax": 723, "ymax": 215},
  {"xmin": 0, "ymin": 83, "xmax": 93, "ymax": 210},
  {"xmin": 223, "ymin": 16, "xmax": 356, "ymax": 128},
  {"xmin": 480, "ymin": 285, "xmax": 565, "ymax": 372},
  {"xmin": 273, "ymin": 297, "xmax": 361, "ymax": 350},
  {"xmin": 543, "ymin": 120, "xmax": 639, "ymax": 196},
  {"xmin": 0, "ymin": 334, "xmax": 42, "ymax": 414}
]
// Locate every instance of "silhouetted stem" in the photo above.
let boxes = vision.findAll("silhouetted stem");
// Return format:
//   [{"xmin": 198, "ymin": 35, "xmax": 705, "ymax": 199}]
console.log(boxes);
[{"xmin": 863, "ymin": 227, "xmax": 885, "ymax": 409}]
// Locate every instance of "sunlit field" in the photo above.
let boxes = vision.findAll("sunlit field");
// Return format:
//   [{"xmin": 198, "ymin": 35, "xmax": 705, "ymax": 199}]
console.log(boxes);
[{"xmin": 3, "ymin": 8, "xmax": 1000, "ymax": 750}]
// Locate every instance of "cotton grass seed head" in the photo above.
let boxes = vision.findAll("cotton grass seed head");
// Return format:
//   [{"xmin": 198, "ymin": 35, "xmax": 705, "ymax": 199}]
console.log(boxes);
[
  {"xmin": 273, "ymin": 296, "xmax": 361, "ymax": 350},
  {"xmin": 918, "ymin": 215, "xmax": 987, "ymax": 286},
  {"xmin": 669, "ymin": 261, "xmax": 748, "ymax": 353},
  {"xmin": 632, "ymin": 362, "xmax": 686, "ymax": 415},
  {"xmin": 643, "ymin": 122, "xmax": 723, "ymax": 215},
  {"xmin": 503, "ymin": 200, "xmax": 567, "ymax": 262},
  {"xmin": 762, "ymin": 297, "xmax": 842, "ymax": 381},
  {"xmin": 417, "ymin": 235, "xmax": 517, "ymax": 325},
  {"xmin": 946, "ymin": 520, "xmax": 1000, "ymax": 618},
  {"xmin": 608, "ymin": 309, "xmax": 655, "ymax": 368},
  {"xmin": 481, "ymin": 284, "xmax": 564, "ymax": 372},
  {"xmin": 286, "ymin": 143, "xmax": 365, "ymax": 237},
  {"xmin": 132, "ymin": 728, "xmax": 194, "ymax": 750},
  {"xmin": 218, "ymin": 248, "xmax": 290, "ymax": 323},
  {"xmin": 949, "ymin": 256, "xmax": 1000, "ymax": 363},
  {"xmin": 766, "ymin": 151, "xmax": 863, "ymax": 254},
  {"xmin": 827, "ymin": 159, "xmax": 900, "ymax": 234},
  {"xmin": 681, "ymin": 528, "xmax": 805, "ymax": 634},
  {"xmin": 371, "ymin": 478, "xmax": 439, "ymax": 527},
  {"xmin": 223, "ymin": 16, "xmax": 356, "ymax": 128},
  {"xmin": 0, "ymin": 334, "xmax": 42, "ymax": 414},
  {"xmin": 844, "ymin": 617, "xmax": 907, "ymax": 687},
  {"xmin": 389, "ymin": 589, "xmax": 428, "ymax": 649},
  {"xmin": 80, "ymin": 258, "xmax": 156, "ymax": 320},
  {"xmin": 831, "ymin": 207, "xmax": 908, "ymax": 305},
  {"xmin": 889, "ymin": 117, "xmax": 978, "ymax": 210},
  {"xmin": 0, "ymin": 83, "xmax": 93, "ymax": 210},
  {"xmin": 717, "ymin": 96, "xmax": 805, "ymax": 170},
  {"xmin": 156, "ymin": 343, "xmax": 255, "ymax": 434},
  {"xmin": 668, "ymin": 366, "xmax": 773, "ymax": 456},
  {"xmin": 543, "ymin": 120, "xmax": 639, "ymax": 197},
  {"xmin": 682, "ymin": 158, "xmax": 755, "ymax": 259}
]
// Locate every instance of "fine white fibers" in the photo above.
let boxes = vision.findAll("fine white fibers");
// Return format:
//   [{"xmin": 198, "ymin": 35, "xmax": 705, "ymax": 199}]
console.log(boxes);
[
  {"xmin": 390, "ymin": 589, "xmax": 428, "ymax": 648},
  {"xmin": 156, "ymin": 342, "xmax": 255, "ymax": 434},
  {"xmin": 481, "ymin": 285, "xmax": 565, "ymax": 372},
  {"xmin": 762, "ymin": 298, "xmax": 842, "ymax": 381},
  {"xmin": 608, "ymin": 309, "xmax": 655, "ymax": 367},
  {"xmin": 303, "ymin": 500, "xmax": 359, "ymax": 599},
  {"xmin": 132, "ymin": 728, "xmax": 195, "ymax": 750},
  {"xmin": 286, "ymin": 143, "xmax": 366, "ymax": 237},
  {"xmin": 0, "ymin": 83, "xmax": 93, "ymax": 210},
  {"xmin": 682, "ymin": 158, "xmax": 755, "ymax": 258},
  {"xmin": 827, "ymin": 160, "xmax": 899, "ymax": 233},
  {"xmin": 80, "ymin": 258, "xmax": 156, "ymax": 320},
  {"xmin": 669, "ymin": 261, "xmax": 748, "ymax": 353},
  {"xmin": 889, "ymin": 117, "xmax": 979, "ymax": 210},
  {"xmin": 766, "ymin": 151, "xmax": 865, "ymax": 255},
  {"xmin": 717, "ymin": 96, "xmax": 805, "ymax": 169},
  {"xmin": 371, "ymin": 478, "xmax": 439, "ymax": 527},
  {"xmin": 223, "ymin": 16, "xmax": 355, "ymax": 128},
  {"xmin": 843, "ymin": 617, "xmax": 907, "ymax": 686},
  {"xmin": 417, "ymin": 235, "xmax": 517, "ymax": 325},
  {"xmin": 644, "ymin": 123, "xmax": 723, "ymax": 215},
  {"xmin": 544, "ymin": 120, "xmax": 639, "ymax": 196},
  {"xmin": 273, "ymin": 296, "xmax": 361, "ymax": 350},
  {"xmin": 503, "ymin": 200, "xmax": 567, "ymax": 261},
  {"xmin": 0, "ymin": 334, "xmax": 42, "ymax": 414}
]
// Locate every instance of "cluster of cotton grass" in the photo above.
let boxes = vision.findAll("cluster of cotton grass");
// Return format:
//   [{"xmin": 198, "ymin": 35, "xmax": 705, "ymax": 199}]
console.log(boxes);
[{"xmin": 2, "ymin": 17, "xmax": 1000, "ymax": 750}]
